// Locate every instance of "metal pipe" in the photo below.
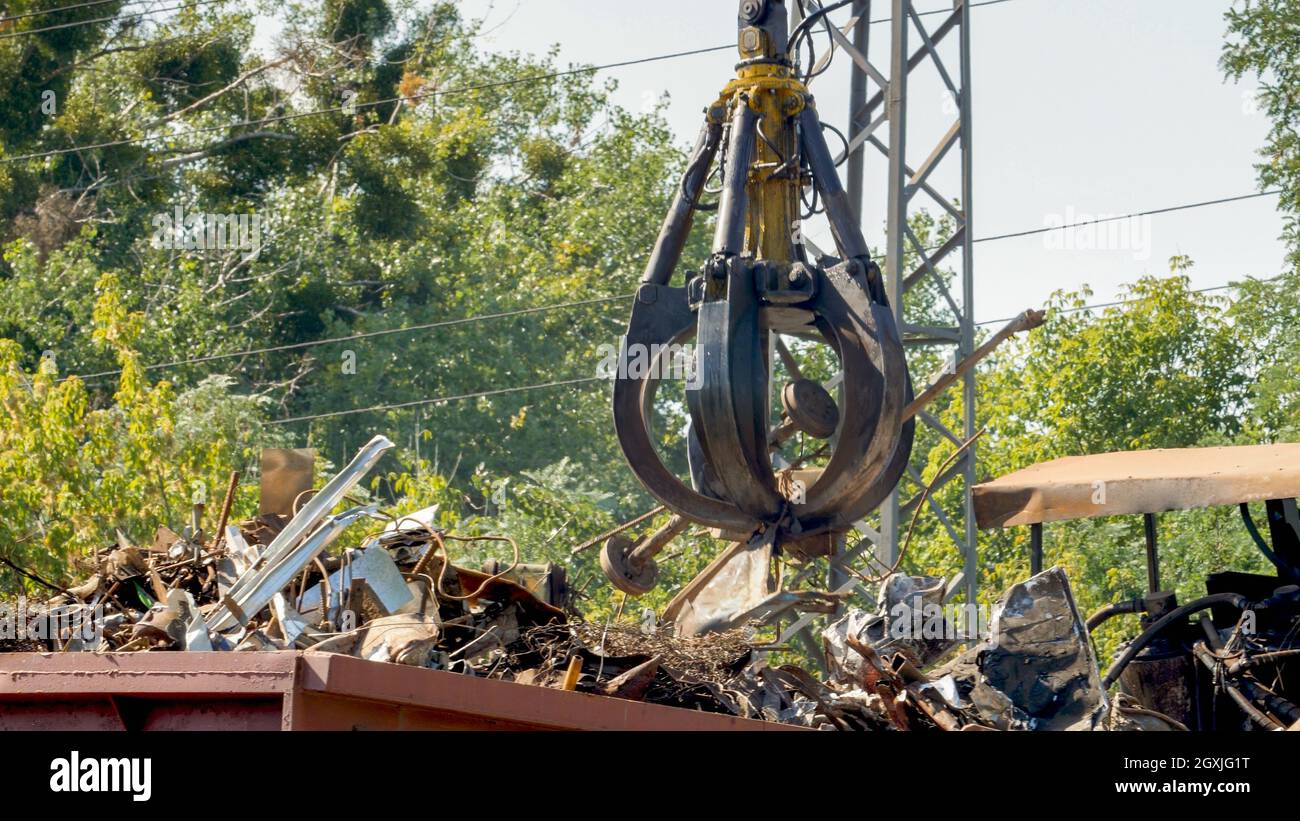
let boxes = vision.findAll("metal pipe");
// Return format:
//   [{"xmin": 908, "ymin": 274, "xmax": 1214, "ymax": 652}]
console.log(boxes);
[
  {"xmin": 212, "ymin": 470, "xmax": 240, "ymax": 551},
  {"xmin": 1198, "ymin": 612, "xmax": 1224, "ymax": 649},
  {"xmin": 797, "ymin": 105, "xmax": 871, "ymax": 262},
  {"xmin": 828, "ymin": 533, "xmax": 849, "ymax": 593},
  {"xmin": 628, "ymin": 514, "xmax": 690, "ymax": 566},
  {"xmin": 900, "ymin": 309, "xmax": 1043, "ymax": 419},
  {"xmin": 1231, "ymin": 648, "xmax": 1300, "ymax": 674},
  {"xmin": 643, "ymin": 120, "xmax": 723, "ymax": 285},
  {"xmin": 570, "ymin": 506, "xmax": 665, "ymax": 555},
  {"xmin": 713, "ymin": 102, "xmax": 758, "ymax": 256},
  {"xmin": 1143, "ymin": 512, "xmax": 1160, "ymax": 594},
  {"xmin": 873, "ymin": 0, "xmax": 910, "ymax": 582},
  {"xmin": 845, "ymin": 0, "xmax": 871, "ymax": 222},
  {"xmin": 957, "ymin": 0, "xmax": 978, "ymax": 610},
  {"xmin": 1029, "ymin": 522, "xmax": 1042, "ymax": 575}
]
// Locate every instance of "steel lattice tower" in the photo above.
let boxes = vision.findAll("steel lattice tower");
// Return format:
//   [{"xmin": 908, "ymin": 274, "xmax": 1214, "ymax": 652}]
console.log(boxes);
[{"xmin": 800, "ymin": 0, "xmax": 979, "ymax": 604}]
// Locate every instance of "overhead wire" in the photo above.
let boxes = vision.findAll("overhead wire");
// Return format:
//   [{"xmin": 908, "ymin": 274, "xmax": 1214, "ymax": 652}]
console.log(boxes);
[
  {"xmin": 58, "ymin": 188, "xmax": 1288, "ymax": 381},
  {"xmin": 3, "ymin": 0, "xmax": 1026, "ymax": 166},
  {"xmin": 0, "ymin": 0, "xmax": 149, "ymax": 25},
  {"xmin": 68, "ymin": 294, "xmax": 634, "ymax": 381},
  {"xmin": 261, "ymin": 270, "xmax": 1284, "ymax": 427},
  {"xmin": 0, "ymin": 42, "xmax": 736, "ymax": 165},
  {"xmin": 0, "ymin": 0, "xmax": 225, "ymax": 41},
  {"xmin": 972, "ymin": 273, "xmax": 1284, "ymax": 327},
  {"xmin": 267, "ymin": 376, "xmax": 606, "ymax": 425},
  {"xmin": 971, "ymin": 190, "xmax": 1283, "ymax": 245}
]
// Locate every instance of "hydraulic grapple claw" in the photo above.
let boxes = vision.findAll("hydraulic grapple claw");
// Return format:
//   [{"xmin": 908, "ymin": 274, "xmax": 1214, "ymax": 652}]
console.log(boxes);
[{"xmin": 608, "ymin": 0, "xmax": 914, "ymax": 592}]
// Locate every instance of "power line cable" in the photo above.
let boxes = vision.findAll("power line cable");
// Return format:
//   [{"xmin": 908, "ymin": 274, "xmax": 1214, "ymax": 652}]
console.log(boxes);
[
  {"xmin": 808, "ymin": 190, "xmax": 1283, "ymax": 250},
  {"xmin": 0, "ymin": 0, "xmax": 149, "ymax": 25},
  {"xmin": 0, "ymin": 0, "xmax": 224, "ymax": 40},
  {"xmin": 0, "ymin": 42, "xmax": 735, "ymax": 164},
  {"xmin": 268, "ymin": 375, "xmax": 605, "ymax": 425},
  {"xmin": 871, "ymin": 0, "xmax": 1019, "ymax": 25},
  {"xmin": 70, "ymin": 293, "xmax": 633, "ymax": 381},
  {"xmin": 55, "ymin": 108, "xmax": 549, "ymax": 196},
  {"xmin": 972, "ymin": 190, "xmax": 1283, "ymax": 245},
  {"xmin": 62, "ymin": 187, "xmax": 1288, "ymax": 381},
  {"xmin": 973, "ymin": 273, "xmax": 1284, "ymax": 327},
  {"xmin": 275, "ymin": 271, "xmax": 1286, "ymax": 427}
]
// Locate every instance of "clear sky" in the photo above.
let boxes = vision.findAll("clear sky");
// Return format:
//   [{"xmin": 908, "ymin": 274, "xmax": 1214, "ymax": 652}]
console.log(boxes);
[{"xmin": 462, "ymin": 0, "xmax": 1286, "ymax": 325}]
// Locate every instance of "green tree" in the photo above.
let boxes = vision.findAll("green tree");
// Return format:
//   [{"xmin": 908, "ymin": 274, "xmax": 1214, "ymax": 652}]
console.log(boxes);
[
  {"xmin": 0, "ymin": 1, "xmax": 709, "ymax": 589},
  {"xmin": 1223, "ymin": 0, "xmax": 1300, "ymax": 268},
  {"xmin": 1222, "ymin": 1, "xmax": 1300, "ymax": 442},
  {"xmin": 909, "ymin": 266, "xmax": 1270, "ymax": 662},
  {"xmin": 0, "ymin": 269, "xmax": 285, "ymax": 595}
]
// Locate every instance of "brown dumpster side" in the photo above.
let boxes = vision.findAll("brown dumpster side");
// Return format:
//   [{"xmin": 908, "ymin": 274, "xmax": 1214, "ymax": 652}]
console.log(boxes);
[{"xmin": 0, "ymin": 652, "xmax": 804, "ymax": 731}]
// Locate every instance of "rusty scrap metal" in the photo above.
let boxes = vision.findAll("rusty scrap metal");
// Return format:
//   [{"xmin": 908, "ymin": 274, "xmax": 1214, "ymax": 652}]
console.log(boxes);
[
  {"xmin": 571, "ymin": 505, "xmax": 666, "ymax": 555},
  {"xmin": 600, "ymin": 513, "xmax": 690, "ymax": 596},
  {"xmin": 903, "ymin": 309, "xmax": 1044, "ymax": 422},
  {"xmin": 212, "ymin": 470, "xmax": 241, "ymax": 552},
  {"xmin": 209, "ymin": 435, "xmax": 393, "ymax": 631},
  {"xmin": 259, "ymin": 447, "xmax": 316, "ymax": 517},
  {"xmin": 17, "ymin": 418, "xmax": 1288, "ymax": 732},
  {"xmin": 937, "ymin": 566, "xmax": 1106, "ymax": 730}
]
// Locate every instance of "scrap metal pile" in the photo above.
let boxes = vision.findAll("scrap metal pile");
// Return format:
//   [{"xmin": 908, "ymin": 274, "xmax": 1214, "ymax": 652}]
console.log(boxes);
[{"xmin": 3, "ymin": 432, "xmax": 1263, "ymax": 731}]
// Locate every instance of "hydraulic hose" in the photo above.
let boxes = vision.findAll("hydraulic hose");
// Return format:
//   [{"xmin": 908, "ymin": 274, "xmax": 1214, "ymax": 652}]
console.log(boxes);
[
  {"xmin": 1191, "ymin": 643, "xmax": 1300, "ymax": 729},
  {"xmin": 1102, "ymin": 592, "xmax": 1251, "ymax": 690},
  {"xmin": 1239, "ymin": 503, "xmax": 1300, "ymax": 583},
  {"xmin": 1086, "ymin": 598, "xmax": 1145, "ymax": 632}
]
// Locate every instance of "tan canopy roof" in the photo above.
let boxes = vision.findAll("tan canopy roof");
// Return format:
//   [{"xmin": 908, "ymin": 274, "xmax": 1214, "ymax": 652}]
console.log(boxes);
[{"xmin": 973, "ymin": 443, "xmax": 1300, "ymax": 529}]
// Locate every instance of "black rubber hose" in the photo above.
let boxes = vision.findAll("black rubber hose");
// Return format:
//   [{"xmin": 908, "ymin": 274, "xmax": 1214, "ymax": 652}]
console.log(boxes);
[
  {"xmin": 1086, "ymin": 598, "xmax": 1145, "ymax": 632},
  {"xmin": 1102, "ymin": 592, "xmax": 1251, "ymax": 690},
  {"xmin": 1240, "ymin": 503, "xmax": 1300, "ymax": 582},
  {"xmin": 789, "ymin": 0, "xmax": 854, "ymax": 56}
]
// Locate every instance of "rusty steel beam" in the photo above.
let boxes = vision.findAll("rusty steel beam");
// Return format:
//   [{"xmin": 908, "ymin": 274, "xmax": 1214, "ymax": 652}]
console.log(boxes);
[
  {"xmin": 0, "ymin": 652, "xmax": 804, "ymax": 731},
  {"xmin": 903, "ymin": 309, "xmax": 1044, "ymax": 421}
]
